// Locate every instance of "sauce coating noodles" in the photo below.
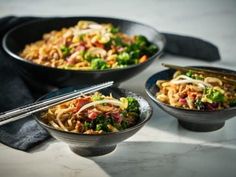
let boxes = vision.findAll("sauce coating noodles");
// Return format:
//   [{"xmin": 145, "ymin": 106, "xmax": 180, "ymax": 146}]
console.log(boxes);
[
  {"xmin": 156, "ymin": 70, "xmax": 236, "ymax": 110},
  {"xmin": 41, "ymin": 92, "xmax": 140, "ymax": 134},
  {"xmin": 20, "ymin": 21, "xmax": 158, "ymax": 70}
]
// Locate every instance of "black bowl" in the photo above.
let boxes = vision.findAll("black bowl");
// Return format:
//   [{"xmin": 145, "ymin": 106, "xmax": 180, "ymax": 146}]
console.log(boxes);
[
  {"xmin": 2, "ymin": 16, "xmax": 165, "ymax": 89},
  {"xmin": 34, "ymin": 86, "xmax": 152, "ymax": 156},
  {"xmin": 145, "ymin": 66, "xmax": 236, "ymax": 132}
]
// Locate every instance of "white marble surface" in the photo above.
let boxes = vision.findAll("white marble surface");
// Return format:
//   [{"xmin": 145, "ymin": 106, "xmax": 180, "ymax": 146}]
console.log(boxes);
[{"xmin": 0, "ymin": 0, "xmax": 236, "ymax": 177}]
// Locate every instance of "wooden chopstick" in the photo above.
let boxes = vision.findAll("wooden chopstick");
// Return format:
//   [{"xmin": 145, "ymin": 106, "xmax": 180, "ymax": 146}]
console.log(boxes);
[
  {"xmin": 0, "ymin": 81, "xmax": 114, "ymax": 126},
  {"xmin": 162, "ymin": 63, "xmax": 236, "ymax": 84}
]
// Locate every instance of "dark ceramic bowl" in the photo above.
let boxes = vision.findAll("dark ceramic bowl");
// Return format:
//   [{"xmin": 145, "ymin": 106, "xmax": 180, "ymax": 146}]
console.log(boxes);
[
  {"xmin": 34, "ymin": 86, "xmax": 152, "ymax": 156},
  {"xmin": 145, "ymin": 66, "xmax": 236, "ymax": 132},
  {"xmin": 2, "ymin": 17, "xmax": 165, "ymax": 90}
]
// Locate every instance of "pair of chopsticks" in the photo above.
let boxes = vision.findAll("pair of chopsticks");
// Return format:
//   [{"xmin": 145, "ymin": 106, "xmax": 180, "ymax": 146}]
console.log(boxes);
[
  {"xmin": 162, "ymin": 63, "xmax": 236, "ymax": 85},
  {"xmin": 0, "ymin": 81, "xmax": 114, "ymax": 126}
]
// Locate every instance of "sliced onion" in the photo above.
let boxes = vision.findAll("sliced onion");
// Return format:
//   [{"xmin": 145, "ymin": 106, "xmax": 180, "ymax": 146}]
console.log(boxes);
[
  {"xmin": 170, "ymin": 75, "xmax": 212, "ymax": 88},
  {"xmin": 174, "ymin": 75, "xmax": 192, "ymax": 80},
  {"xmin": 89, "ymin": 24, "xmax": 103, "ymax": 29},
  {"xmin": 88, "ymin": 47, "xmax": 107, "ymax": 57},
  {"xmin": 76, "ymin": 99, "xmax": 122, "ymax": 116},
  {"xmin": 76, "ymin": 28, "xmax": 100, "ymax": 35}
]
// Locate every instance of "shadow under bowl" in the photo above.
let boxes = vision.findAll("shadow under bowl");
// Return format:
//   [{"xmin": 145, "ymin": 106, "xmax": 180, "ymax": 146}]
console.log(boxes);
[
  {"xmin": 2, "ymin": 16, "xmax": 165, "ymax": 90},
  {"xmin": 34, "ymin": 86, "xmax": 152, "ymax": 156},
  {"xmin": 145, "ymin": 66, "xmax": 236, "ymax": 132}
]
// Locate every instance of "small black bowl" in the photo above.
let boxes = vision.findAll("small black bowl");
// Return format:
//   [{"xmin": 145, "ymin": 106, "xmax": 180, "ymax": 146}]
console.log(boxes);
[
  {"xmin": 145, "ymin": 66, "xmax": 236, "ymax": 132},
  {"xmin": 2, "ymin": 17, "xmax": 165, "ymax": 89},
  {"xmin": 34, "ymin": 87, "xmax": 152, "ymax": 156}
]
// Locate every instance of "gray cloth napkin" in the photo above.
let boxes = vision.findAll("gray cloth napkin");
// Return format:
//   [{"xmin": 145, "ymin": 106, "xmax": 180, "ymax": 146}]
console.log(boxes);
[{"xmin": 0, "ymin": 48, "xmax": 50, "ymax": 151}]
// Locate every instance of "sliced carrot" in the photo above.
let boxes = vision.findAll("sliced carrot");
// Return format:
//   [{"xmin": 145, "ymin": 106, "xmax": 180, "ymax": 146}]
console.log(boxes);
[
  {"xmin": 94, "ymin": 42, "xmax": 104, "ymax": 48},
  {"xmin": 139, "ymin": 55, "xmax": 148, "ymax": 63},
  {"xmin": 107, "ymin": 60, "xmax": 115, "ymax": 65}
]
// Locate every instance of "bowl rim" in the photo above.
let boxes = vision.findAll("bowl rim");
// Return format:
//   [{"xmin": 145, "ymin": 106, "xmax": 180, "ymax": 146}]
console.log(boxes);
[
  {"xmin": 2, "ymin": 16, "xmax": 166, "ymax": 73},
  {"xmin": 145, "ymin": 65, "xmax": 236, "ymax": 113},
  {"xmin": 34, "ymin": 87, "xmax": 153, "ymax": 136}
]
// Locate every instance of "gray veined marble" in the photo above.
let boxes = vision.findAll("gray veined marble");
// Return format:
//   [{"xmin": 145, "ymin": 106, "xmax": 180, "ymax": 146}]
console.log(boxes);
[{"xmin": 0, "ymin": 0, "xmax": 236, "ymax": 177}]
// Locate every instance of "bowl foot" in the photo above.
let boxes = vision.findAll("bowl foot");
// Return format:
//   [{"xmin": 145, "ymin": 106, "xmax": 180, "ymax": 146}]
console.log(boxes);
[
  {"xmin": 178, "ymin": 120, "xmax": 225, "ymax": 132},
  {"xmin": 70, "ymin": 145, "xmax": 116, "ymax": 156}
]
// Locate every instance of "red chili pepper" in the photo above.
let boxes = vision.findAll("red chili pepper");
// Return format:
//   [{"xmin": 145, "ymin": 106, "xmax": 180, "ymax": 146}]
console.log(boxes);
[
  {"xmin": 75, "ymin": 98, "xmax": 91, "ymax": 112},
  {"xmin": 112, "ymin": 112, "xmax": 122, "ymax": 123},
  {"xmin": 179, "ymin": 98, "xmax": 187, "ymax": 105},
  {"xmin": 87, "ymin": 109, "xmax": 99, "ymax": 120},
  {"xmin": 94, "ymin": 42, "xmax": 104, "ymax": 48}
]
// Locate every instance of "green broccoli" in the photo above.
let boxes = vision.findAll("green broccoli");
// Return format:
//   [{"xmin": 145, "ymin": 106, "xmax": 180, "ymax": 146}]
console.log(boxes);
[
  {"xmin": 130, "ymin": 50, "xmax": 140, "ymax": 59},
  {"xmin": 110, "ymin": 26, "xmax": 119, "ymax": 34},
  {"xmin": 117, "ymin": 52, "xmax": 130, "ymax": 65},
  {"xmin": 84, "ymin": 51, "xmax": 93, "ymax": 62},
  {"xmin": 120, "ymin": 121, "xmax": 128, "ymax": 130},
  {"xmin": 204, "ymin": 88, "xmax": 225, "ymax": 103},
  {"xmin": 130, "ymin": 35, "xmax": 158, "ymax": 56},
  {"xmin": 95, "ymin": 116, "xmax": 114, "ymax": 132},
  {"xmin": 84, "ymin": 121, "xmax": 92, "ymax": 130},
  {"xmin": 135, "ymin": 35, "xmax": 148, "ymax": 48},
  {"xmin": 91, "ymin": 58, "xmax": 109, "ymax": 70},
  {"xmin": 60, "ymin": 46, "xmax": 71, "ymax": 56},
  {"xmin": 95, "ymin": 124, "xmax": 103, "ymax": 131},
  {"xmin": 113, "ymin": 36, "xmax": 124, "ymax": 46},
  {"xmin": 146, "ymin": 44, "xmax": 158, "ymax": 54},
  {"xmin": 126, "ymin": 97, "xmax": 140, "ymax": 114}
]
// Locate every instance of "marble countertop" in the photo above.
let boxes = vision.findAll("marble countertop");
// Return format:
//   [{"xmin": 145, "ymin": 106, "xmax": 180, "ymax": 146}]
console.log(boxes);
[{"xmin": 0, "ymin": 0, "xmax": 236, "ymax": 176}]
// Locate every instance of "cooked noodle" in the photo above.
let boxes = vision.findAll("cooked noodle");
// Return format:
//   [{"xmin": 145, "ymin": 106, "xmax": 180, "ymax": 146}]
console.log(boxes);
[
  {"xmin": 20, "ymin": 21, "xmax": 158, "ymax": 70},
  {"xmin": 156, "ymin": 70, "xmax": 236, "ymax": 110},
  {"xmin": 41, "ymin": 92, "xmax": 140, "ymax": 134}
]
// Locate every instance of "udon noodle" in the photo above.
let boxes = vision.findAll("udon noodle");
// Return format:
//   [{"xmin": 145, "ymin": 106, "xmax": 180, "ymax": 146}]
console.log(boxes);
[
  {"xmin": 156, "ymin": 70, "xmax": 236, "ymax": 110},
  {"xmin": 20, "ymin": 21, "xmax": 158, "ymax": 70},
  {"xmin": 41, "ymin": 92, "xmax": 140, "ymax": 134}
]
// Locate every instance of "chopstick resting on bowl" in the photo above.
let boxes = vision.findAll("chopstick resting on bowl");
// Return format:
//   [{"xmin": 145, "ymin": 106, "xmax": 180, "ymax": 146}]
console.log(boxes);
[
  {"xmin": 162, "ymin": 63, "xmax": 236, "ymax": 85},
  {"xmin": 0, "ymin": 81, "xmax": 114, "ymax": 126}
]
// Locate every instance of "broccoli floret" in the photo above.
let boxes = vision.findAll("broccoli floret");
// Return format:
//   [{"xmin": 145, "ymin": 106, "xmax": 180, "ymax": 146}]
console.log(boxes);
[
  {"xmin": 117, "ymin": 52, "xmax": 139, "ymax": 65},
  {"xmin": 120, "ymin": 121, "xmax": 128, "ymax": 130},
  {"xmin": 125, "ymin": 35, "xmax": 148, "ymax": 54},
  {"xmin": 60, "ymin": 46, "xmax": 71, "ymax": 56},
  {"xmin": 84, "ymin": 121, "xmax": 93, "ymax": 130},
  {"xmin": 130, "ymin": 50, "xmax": 140, "ymax": 59},
  {"xmin": 204, "ymin": 87, "xmax": 225, "ymax": 103},
  {"xmin": 95, "ymin": 116, "xmax": 114, "ymax": 132},
  {"xmin": 126, "ymin": 97, "xmax": 140, "ymax": 114},
  {"xmin": 135, "ymin": 35, "xmax": 148, "ymax": 47},
  {"xmin": 113, "ymin": 36, "xmax": 124, "ymax": 46},
  {"xmin": 95, "ymin": 124, "xmax": 103, "ymax": 131},
  {"xmin": 117, "ymin": 52, "xmax": 130, "ymax": 65},
  {"xmin": 130, "ymin": 35, "xmax": 158, "ymax": 57},
  {"xmin": 146, "ymin": 44, "xmax": 158, "ymax": 54},
  {"xmin": 110, "ymin": 26, "xmax": 119, "ymax": 34},
  {"xmin": 91, "ymin": 58, "xmax": 109, "ymax": 70},
  {"xmin": 84, "ymin": 51, "xmax": 93, "ymax": 62}
]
